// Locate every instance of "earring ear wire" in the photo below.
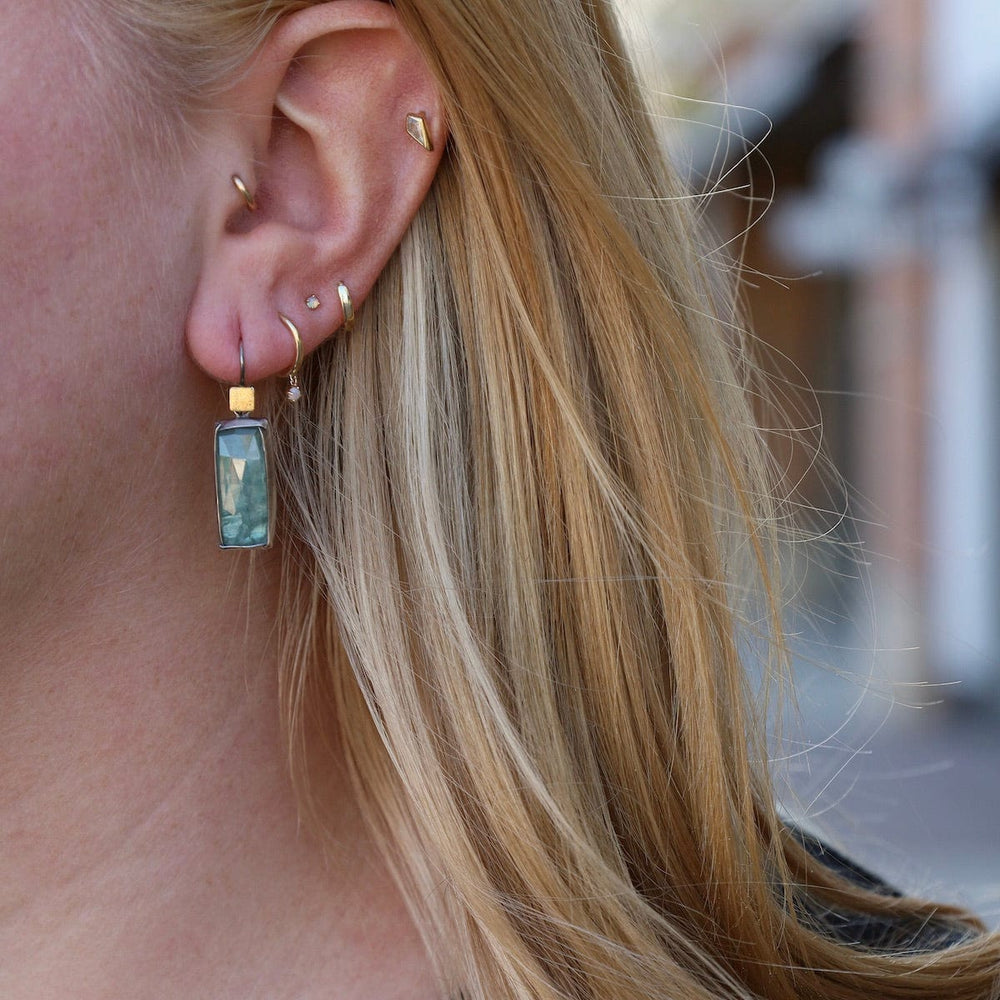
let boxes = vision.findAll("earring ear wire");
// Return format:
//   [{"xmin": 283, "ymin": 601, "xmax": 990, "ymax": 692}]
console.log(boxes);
[{"xmin": 228, "ymin": 341, "xmax": 255, "ymax": 415}]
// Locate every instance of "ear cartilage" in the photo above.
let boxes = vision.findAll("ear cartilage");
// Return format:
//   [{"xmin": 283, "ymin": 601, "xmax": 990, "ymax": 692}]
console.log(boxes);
[{"xmin": 405, "ymin": 113, "xmax": 433, "ymax": 152}]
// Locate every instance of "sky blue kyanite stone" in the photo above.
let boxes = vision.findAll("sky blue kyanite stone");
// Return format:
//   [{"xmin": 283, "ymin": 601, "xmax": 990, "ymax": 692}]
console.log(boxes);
[{"xmin": 215, "ymin": 423, "xmax": 272, "ymax": 548}]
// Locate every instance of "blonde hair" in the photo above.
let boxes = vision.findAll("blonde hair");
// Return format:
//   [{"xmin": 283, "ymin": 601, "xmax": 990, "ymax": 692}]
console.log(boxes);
[{"xmin": 98, "ymin": 0, "xmax": 1000, "ymax": 996}]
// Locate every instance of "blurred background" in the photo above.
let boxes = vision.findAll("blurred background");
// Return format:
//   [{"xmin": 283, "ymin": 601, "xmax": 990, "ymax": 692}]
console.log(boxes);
[{"xmin": 619, "ymin": 0, "xmax": 1000, "ymax": 922}]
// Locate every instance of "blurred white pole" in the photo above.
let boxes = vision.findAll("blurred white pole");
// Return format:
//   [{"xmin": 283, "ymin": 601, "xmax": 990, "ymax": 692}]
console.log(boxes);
[
  {"xmin": 923, "ymin": 0, "xmax": 1000, "ymax": 699},
  {"xmin": 925, "ymin": 161, "xmax": 1000, "ymax": 697}
]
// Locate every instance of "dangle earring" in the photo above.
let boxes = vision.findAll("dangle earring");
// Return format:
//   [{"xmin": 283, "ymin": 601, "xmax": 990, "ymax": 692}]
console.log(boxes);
[
  {"xmin": 214, "ymin": 341, "xmax": 275, "ymax": 549},
  {"xmin": 278, "ymin": 313, "xmax": 303, "ymax": 402}
]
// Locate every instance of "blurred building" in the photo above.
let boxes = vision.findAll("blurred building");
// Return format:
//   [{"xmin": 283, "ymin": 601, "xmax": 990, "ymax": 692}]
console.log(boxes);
[{"xmin": 625, "ymin": 0, "xmax": 1000, "ymax": 700}]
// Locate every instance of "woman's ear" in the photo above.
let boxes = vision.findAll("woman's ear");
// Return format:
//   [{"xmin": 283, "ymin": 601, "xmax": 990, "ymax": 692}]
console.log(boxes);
[{"xmin": 186, "ymin": 0, "xmax": 445, "ymax": 384}]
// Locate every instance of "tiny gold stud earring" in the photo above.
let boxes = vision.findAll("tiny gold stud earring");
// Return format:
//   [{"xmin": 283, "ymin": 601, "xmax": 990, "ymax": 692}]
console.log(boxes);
[
  {"xmin": 278, "ymin": 314, "xmax": 303, "ymax": 403},
  {"xmin": 231, "ymin": 174, "xmax": 257, "ymax": 211},
  {"xmin": 337, "ymin": 282, "xmax": 355, "ymax": 333},
  {"xmin": 305, "ymin": 294, "xmax": 321, "ymax": 311},
  {"xmin": 405, "ymin": 113, "xmax": 433, "ymax": 152}
]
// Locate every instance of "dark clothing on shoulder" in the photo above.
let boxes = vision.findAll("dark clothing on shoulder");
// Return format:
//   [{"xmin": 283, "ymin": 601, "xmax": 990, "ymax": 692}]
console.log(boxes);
[{"xmin": 789, "ymin": 826, "xmax": 975, "ymax": 953}]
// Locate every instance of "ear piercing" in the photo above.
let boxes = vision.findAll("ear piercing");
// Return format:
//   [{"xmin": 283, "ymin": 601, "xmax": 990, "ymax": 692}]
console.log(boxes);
[
  {"xmin": 303, "ymin": 285, "xmax": 353, "ymax": 331},
  {"xmin": 215, "ymin": 340, "xmax": 275, "ymax": 549},
  {"xmin": 405, "ymin": 113, "xmax": 433, "ymax": 152},
  {"xmin": 228, "ymin": 341, "xmax": 256, "ymax": 415},
  {"xmin": 280, "ymin": 288, "xmax": 355, "ymax": 403},
  {"xmin": 278, "ymin": 313, "xmax": 303, "ymax": 403},
  {"xmin": 337, "ymin": 282, "xmax": 355, "ymax": 332},
  {"xmin": 230, "ymin": 174, "xmax": 257, "ymax": 211}
]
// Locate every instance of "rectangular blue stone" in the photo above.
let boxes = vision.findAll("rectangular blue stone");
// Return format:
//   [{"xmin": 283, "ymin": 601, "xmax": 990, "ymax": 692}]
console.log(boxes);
[{"xmin": 214, "ymin": 419, "xmax": 274, "ymax": 548}]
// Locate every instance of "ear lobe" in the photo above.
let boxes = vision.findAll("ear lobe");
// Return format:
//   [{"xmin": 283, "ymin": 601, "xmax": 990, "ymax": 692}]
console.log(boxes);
[{"xmin": 186, "ymin": 0, "xmax": 445, "ymax": 386}]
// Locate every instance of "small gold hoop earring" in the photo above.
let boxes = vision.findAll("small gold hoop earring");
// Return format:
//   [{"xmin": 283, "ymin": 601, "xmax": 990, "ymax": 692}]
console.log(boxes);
[
  {"xmin": 231, "ymin": 174, "xmax": 257, "ymax": 212},
  {"xmin": 278, "ymin": 314, "xmax": 303, "ymax": 403},
  {"xmin": 337, "ymin": 282, "xmax": 355, "ymax": 333}
]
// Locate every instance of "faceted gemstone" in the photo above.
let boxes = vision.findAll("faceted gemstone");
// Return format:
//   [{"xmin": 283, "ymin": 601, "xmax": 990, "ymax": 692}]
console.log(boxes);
[{"xmin": 215, "ymin": 421, "xmax": 272, "ymax": 548}]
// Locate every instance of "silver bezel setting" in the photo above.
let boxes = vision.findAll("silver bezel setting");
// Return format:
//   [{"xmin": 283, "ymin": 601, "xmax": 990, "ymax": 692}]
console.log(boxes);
[{"xmin": 214, "ymin": 417, "xmax": 275, "ymax": 549}]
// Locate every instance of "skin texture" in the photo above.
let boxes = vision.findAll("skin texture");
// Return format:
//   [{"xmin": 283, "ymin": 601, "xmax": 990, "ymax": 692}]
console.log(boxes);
[{"xmin": 0, "ymin": 2, "xmax": 444, "ymax": 997}]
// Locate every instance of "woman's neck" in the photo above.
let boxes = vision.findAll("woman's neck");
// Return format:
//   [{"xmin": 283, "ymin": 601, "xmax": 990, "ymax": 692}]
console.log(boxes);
[{"xmin": 0, "ymin": 533, "xmax": 437, "ymax": 999}]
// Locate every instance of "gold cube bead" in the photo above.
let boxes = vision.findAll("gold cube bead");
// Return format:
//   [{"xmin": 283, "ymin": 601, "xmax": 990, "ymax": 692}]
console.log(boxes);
[{"xmin": 229, "ymin": 386, "xmax": 256, "ymax": 414}]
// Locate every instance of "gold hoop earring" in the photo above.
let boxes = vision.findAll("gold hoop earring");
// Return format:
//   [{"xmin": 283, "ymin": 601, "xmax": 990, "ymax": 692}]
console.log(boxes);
[
  {"xmin": 337, "ymin": 282, "xmax": 355, "ymax": 333},
  {"xmin": 230, "ymin": 174, "xmax": 257, "ymax": 212},
  {"xmin": 278, "ymin": 313, "xmax": 303, "ymax": 403}
]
